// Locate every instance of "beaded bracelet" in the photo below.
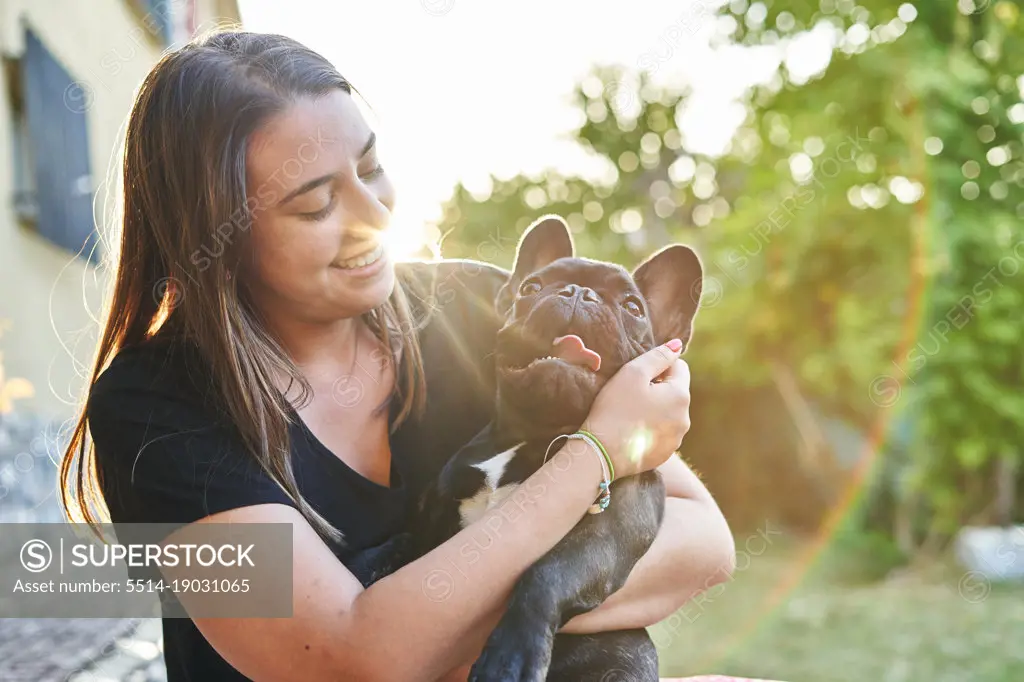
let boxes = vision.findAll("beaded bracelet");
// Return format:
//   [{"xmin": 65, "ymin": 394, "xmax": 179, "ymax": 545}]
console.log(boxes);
[{"xmin": 543, "ymin": 431, "xmax": 614, "ymax": 514}]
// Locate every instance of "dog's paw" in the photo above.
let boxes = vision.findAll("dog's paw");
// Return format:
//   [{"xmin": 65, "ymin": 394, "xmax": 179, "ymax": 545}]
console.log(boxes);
[{"xmin": 468, "ymin": 622, "xmax": 554, "ymax": 682}]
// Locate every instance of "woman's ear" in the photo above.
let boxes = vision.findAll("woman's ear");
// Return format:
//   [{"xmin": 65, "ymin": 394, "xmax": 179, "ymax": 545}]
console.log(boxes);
[
  {"xmin": 632, "ymin": 244, "xmax": 704, "ymax": 350},
  {"xmin": 495, "ymin": 215, "xmax": 575, "ymax": 313}
]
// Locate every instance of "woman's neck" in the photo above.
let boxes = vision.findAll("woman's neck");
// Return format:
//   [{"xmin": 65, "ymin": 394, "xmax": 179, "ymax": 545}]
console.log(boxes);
[{"xmin": 264, "ymin": 310, "xmax": 364, "ymax": 369}]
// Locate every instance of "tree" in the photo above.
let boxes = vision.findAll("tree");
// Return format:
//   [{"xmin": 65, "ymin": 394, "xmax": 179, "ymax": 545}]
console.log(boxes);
[{"xmin": 434, "ymin": 0, "xmax": 1024, "ymax": 544}]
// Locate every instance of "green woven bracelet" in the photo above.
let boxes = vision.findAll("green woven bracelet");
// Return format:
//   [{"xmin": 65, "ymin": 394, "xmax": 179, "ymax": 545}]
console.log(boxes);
[{"xmin": 577, "ymin": 429, "xmax": 615, "ymax": 483}]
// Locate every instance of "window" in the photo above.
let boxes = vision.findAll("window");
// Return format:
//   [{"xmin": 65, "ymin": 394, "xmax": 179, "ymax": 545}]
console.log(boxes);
[
  {"xmin": 143, "ymin": 0, "xmax": 173, "ymax": 46},
  {"xmin": 125, "ymin": 0, "xmax": 195, "ymax": 48},
  {"xmin": 7, "ymin": 27, "xmax": 98, "ymax": 263}
]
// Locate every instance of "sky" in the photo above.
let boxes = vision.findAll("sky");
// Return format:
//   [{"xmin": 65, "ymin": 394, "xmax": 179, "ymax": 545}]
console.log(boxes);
[{"xmin": 237, "ymin": 0, "xmax": 834, "ymax": 257}]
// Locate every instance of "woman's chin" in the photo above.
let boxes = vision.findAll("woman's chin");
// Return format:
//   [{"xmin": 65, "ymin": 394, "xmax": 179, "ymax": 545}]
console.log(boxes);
[{"xmin": 331, "ymin": 258, "xmax": 396, "ymax": 312}]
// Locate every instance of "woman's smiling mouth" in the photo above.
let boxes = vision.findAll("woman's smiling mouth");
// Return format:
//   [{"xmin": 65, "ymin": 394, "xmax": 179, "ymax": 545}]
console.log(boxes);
[{"xmin": 334, "ymin": 243, "xmax": 385, "ymax": 270}]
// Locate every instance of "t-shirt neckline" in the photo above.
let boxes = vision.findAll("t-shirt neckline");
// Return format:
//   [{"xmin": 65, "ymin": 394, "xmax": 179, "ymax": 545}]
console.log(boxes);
[{"xmin": 285, "ymin": 403, "xmax": 406, "ymax": 494}]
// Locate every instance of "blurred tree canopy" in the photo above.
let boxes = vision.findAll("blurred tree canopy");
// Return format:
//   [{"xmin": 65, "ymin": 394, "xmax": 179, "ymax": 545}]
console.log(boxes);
[{"xmin": 433, "ymin": 1, "xmax": 1024, "ymax": 546}]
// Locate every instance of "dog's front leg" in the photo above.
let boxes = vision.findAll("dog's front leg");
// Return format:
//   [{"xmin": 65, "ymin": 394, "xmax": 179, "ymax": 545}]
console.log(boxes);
[{"xmin": 468, "ymin": 471, "xmax": 665, "ymax": 682}]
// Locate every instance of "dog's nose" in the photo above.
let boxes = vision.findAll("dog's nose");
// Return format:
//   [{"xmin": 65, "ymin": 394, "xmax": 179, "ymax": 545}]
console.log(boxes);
[{"xmin": 557, "ymin": 284, "xmax": 601, "ymax": 303}]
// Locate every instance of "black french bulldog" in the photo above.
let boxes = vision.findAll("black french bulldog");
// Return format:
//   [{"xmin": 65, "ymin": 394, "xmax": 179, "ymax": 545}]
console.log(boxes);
[{"xmin": 407, "ymin": 215, "xmax": 705, "ymax": 681}]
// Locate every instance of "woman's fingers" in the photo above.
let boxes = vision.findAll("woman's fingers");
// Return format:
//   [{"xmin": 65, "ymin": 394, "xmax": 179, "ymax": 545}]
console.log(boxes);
[
  {"xmin": 625, "ymin": 340, "xmax": 683, "ymax": 382},
  {"xmin": 648, "ymin": 359, "xmax": 692, "ymax": 454},
  {"xmin": 650, "ymin": 357, "xmax": 690, "ymax": 407},
  {"xmin": 583, "ymin": 343, "xmax": 695, "ymax": 478},
  {"xmin": 654, "ymin": 357, "xmax": 690, "ymax": 387}
]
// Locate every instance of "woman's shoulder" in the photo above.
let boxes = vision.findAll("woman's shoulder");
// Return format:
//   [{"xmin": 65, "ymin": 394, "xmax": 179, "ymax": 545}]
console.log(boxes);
[
  {"xmin": 397, "ymin": 258, "xmax": 510, "ymax": 313},
  {"xmin": 88, "ymin": 335, "xmax": 223, "ymax": 441},
  {"xmin": 396, "ymin": 258, "xmax": 510, "ymax": 349},
  {"xmin": 87, "ymin": 336, "xmax": 292, "ymax": 527},
  {"xmin": 397, "ymin": 256, "xmax": 510, "ymax": 282},
  {"xmin": 389, "ymin": 260, "xmax": 509, "ymax": 488},
  {"xmin": 91, "ymin": 335, "xmax": 206, "ymax": 401}
]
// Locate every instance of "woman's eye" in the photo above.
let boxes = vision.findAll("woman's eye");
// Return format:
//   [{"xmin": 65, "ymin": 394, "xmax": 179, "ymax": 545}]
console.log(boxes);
[
  {"xmin": 295, "ymin": 187, "xmax": 337, "ymax": 221},
  {"xmin": 360, "ymin": 163, "xmax": 385, "ymax": 181},
  {"xmin": 298, "ymin": 200, "xmax": 335, "ymax": 222},
  {"xmin": 623, "ymin": 297, "xmax": 644, "ymax": 317},
  {"xmin": 519, "ymin": 278, "xmax": 542, "ymax": 296}
]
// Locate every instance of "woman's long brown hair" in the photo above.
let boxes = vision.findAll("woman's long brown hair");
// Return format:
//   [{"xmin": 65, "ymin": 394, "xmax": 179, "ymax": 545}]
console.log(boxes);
[{"xmin": 59, "ymin": 28, "xmax": 427, "ymax": 543}]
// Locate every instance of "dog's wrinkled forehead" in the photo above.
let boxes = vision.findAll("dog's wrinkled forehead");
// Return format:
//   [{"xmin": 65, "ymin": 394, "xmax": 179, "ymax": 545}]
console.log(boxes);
[
  {"xmin": 497, "ymin": 214, "xmax": 703, "ymax": 349},
  {"xmin": 527, "ymin": 258, "xmax": 638, "ymax": 298}
]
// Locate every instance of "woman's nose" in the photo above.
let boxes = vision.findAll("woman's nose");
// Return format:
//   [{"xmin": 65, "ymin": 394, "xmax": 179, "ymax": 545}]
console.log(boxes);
[
  {"xmin": 346, "ymin": 183, "xmax": 394, "ymax": 240},
  {"xmin": 371, "ymin": 176, "xmax": 396, "ymax": 228}
]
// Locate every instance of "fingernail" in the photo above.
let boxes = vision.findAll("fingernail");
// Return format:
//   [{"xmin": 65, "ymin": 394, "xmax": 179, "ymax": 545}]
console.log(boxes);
[{"xmin": 666, "ymin": 338, "xmax": 683, "ymax": 353}]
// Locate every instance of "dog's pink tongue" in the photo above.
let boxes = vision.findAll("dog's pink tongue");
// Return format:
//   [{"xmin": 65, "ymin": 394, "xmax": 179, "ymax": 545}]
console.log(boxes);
[{"xmin": 552, "ymin": 335, "xmax": 602, "ymax": 372}]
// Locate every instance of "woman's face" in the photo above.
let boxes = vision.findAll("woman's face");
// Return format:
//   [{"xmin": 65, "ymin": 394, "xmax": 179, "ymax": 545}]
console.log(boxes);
[{"xmin": 243, "ymin": 89, "xmax": 396, "ymax": 323}]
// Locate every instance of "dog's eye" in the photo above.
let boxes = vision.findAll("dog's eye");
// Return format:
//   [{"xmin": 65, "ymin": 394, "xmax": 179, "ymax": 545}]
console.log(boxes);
[
  {"xmin": 519, "ymin": 278, "xmax": 542, "ymax": 296},
  {"xmin": 623, "ymin": 296, "xmax": 644, "ymax": 317}
]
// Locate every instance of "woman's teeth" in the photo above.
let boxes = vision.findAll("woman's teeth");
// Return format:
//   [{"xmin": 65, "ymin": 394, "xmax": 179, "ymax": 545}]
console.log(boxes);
[{"xmin": 336, "ymin": 244, "xmax": 384, "ymax": 270}]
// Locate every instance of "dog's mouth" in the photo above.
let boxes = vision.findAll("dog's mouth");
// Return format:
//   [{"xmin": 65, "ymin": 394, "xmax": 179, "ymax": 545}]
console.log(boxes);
[
  {"xmin": 496, "ymin": 328, "xmax": 608, "ymax": 437},
  {"xmin": 504, "ymin": 334, "xmax": 603, "ymax": 373}
]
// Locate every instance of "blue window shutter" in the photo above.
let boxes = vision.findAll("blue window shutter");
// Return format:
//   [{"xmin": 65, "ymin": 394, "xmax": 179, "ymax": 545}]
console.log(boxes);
[
  {"xmin": 21, "ymin": 28, "xmax": 98, "ymax": 263},
  {"xmin": 145, "ymin": 0, "xmax": 173, "ymax": 46}
]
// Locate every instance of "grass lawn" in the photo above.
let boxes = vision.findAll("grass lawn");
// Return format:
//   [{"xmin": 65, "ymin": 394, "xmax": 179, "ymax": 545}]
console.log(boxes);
[{"xmin": 654, "ymin": 533, "xmax": 1024, "ymax": 682}]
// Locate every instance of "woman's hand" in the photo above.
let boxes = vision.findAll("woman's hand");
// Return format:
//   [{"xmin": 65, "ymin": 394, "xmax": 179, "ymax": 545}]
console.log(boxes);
[{"xmin": 581, "ymin": 339, "xmax": 691, "ymax": 479}]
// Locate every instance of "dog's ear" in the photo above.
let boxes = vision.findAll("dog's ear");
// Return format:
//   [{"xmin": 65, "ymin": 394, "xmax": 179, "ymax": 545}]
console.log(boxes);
[
  {"xmin": 495, "ymin": 215, "xmax": 575, "ymax": 313},
  {"xmin": 632, "ymin": 244, "xmax": 703, "ymax": 350}
]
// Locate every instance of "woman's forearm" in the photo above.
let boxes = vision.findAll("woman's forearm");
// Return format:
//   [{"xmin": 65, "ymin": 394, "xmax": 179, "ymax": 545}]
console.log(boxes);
[
  {"xmin": 430, "ymin": 495, "xmax": 735, "ymax": 681},
  {"xmin": 348, "ymin": 442, "xmax": 606, "ymax": 681},
  {"xmin": 560, "ymin": 495, "xmax": 735, "ymax": 634}
]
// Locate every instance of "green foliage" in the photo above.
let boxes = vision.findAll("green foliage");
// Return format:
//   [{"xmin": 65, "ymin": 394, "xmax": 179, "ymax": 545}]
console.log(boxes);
[
  {"xmin": 435, "ymin": 1, "xmax": 1024, "ymax": 545},
  {"xmin": 816, "ymin": 524, "xmax": 908, "ymax": 584},
  {"xmin": 902, "ymin": 2, "xmax": 1024, "ymax": 535}
]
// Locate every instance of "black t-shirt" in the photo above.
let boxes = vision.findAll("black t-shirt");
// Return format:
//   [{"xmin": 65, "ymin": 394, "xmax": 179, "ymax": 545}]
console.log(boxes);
[{"xmin": 86, "ymin": 260, "xmax": 508, "ymax": 682}]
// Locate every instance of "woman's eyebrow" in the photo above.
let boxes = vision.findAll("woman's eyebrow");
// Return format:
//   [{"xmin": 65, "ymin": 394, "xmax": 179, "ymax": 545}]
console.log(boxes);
[
  {"xmin": 359, "ymin": 132, "xmax": 376, "ymax": 159},
  {"xmin": 275, "ymin": 132, "xmax": 377, "ymax": 207},
  {"xmin": 276, "ymin": 175, "xmax": 334, "ymax": 206}
]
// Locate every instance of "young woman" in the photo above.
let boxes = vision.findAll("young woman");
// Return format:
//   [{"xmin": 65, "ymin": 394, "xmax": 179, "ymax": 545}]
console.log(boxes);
[{"xmin": 60, "ymin": 29, "xmax": 735, "ymax": 682}]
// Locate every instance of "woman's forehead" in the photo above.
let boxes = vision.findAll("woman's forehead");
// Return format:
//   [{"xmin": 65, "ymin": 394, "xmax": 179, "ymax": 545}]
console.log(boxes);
[{"xmin": 246, "ymin": 90, "xmax": 371, "ymax": 189}]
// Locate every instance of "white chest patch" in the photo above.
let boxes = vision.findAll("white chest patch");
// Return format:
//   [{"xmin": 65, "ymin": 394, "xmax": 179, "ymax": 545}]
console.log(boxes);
[{"xmin": 458, "ymin": 444, "xmax": 524, "ymax": 527}]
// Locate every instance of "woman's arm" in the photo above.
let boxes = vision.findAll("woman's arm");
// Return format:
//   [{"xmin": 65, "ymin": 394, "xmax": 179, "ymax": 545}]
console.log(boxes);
[
  {"xmin": 559, "ymin": 355, "xmax": 735, "ymax": 633},
  {"xmin": 173, "ymin": 341, "xmax": 689, "ymax": 682},
  {"xmin": 560, "ymin": 454, "xmax": 735, "ymax": 634},
  {"xmin": 182, "ymin": 441, "xmax": 607, "ymax": 682},
  {"xmin": 433, "ymin": 456, "xmax": 733, "ymax": 681},
  {"xmin": 433, "ymin": 453, "xmax": 735, "ymax": 645}
]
